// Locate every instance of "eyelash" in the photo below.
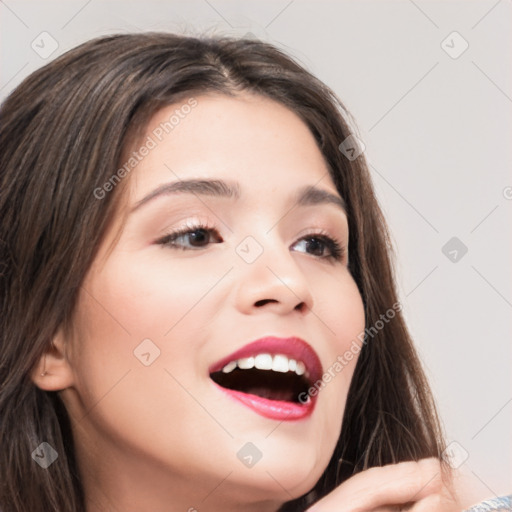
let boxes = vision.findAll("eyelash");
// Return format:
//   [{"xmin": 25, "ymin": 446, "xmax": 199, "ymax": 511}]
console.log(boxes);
[{"xmin": 156, "ymin": 222, "xmax": 346, "ymax": 262}]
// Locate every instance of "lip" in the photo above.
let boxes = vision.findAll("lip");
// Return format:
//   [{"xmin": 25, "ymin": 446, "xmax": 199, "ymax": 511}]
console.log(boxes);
[{"xmin": 209, "ymin": 336, "xmax": 323, "ymax": 421}]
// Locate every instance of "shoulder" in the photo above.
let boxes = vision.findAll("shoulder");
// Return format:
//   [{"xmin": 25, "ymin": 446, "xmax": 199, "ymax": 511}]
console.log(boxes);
[{"xmin": 464, "ymin": 495, "xmax": 512, "ymax": 511}]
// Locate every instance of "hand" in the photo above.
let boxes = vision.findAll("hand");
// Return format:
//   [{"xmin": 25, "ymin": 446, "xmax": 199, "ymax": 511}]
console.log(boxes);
[{"xmin": 307, "ymin": 458, "xmax": 461, "ymax": 512}]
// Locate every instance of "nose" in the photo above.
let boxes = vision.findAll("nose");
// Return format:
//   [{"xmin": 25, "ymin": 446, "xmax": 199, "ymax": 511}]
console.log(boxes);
[{"xmin": 233, "ymin": 236, "xmax": 314, "ymax": 316}]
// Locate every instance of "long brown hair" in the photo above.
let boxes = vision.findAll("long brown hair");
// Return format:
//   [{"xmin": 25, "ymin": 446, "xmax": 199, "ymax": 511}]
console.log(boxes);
[{"xmin": 0, "ymin": 33, "xmax": 445, "ymax": 512}]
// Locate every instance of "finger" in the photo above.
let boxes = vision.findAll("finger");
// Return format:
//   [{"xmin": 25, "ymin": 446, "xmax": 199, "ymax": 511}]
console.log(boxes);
[
  {"xmin": 307, "ymin": 458, "xmax": 443, "ymax": 512},
  {"xmin": 410, "ymin": 480, "xmax": 460, "ymax": 512},
  {"xmin": 408, "ymin": 494, "xmax": 444, "ymax": 512}
]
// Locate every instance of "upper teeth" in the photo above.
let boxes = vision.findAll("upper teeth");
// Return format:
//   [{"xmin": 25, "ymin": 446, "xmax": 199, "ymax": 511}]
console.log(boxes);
[{"xmin": 221, "ymin": 353, "xmax": 307, "ymax": 377}]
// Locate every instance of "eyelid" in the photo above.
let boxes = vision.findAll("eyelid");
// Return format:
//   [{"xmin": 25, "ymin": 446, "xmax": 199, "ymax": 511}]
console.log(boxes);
[
  {"xmin": 155, "ymin": 217, "xmax": 217, "ymax": 240},
  {"xmin": 293, "ymin": 226, "xmax": 346, "ymax": 246},
  {"xmin": 291, "ymin": 228, "xmax": 346, "ymax": 261},
  {"xmin": 155, "ymin": 220, "xmax": 347, "ymax": 261}
]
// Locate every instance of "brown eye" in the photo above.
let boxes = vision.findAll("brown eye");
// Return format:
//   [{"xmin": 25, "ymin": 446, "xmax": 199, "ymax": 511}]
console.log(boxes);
[
  {"xmin": 158, "ymin": 226, "xmax": 222, "ymax": 250},
  {"xmin": 185, "ymin": 229, "xmax": 211, "ymax": 247},
  {"xmin": 301, "ymin": 237, "xmax": 326, "ymax": 257},
  {"xmin": 291, "ymin": 234, "xmax": 344, "ymax": 261}
]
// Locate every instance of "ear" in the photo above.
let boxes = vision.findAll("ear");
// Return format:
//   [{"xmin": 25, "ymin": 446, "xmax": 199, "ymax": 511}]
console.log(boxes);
[{"xmin": 31, "ymin": 328, "xmax": 75, "ymax": 391}]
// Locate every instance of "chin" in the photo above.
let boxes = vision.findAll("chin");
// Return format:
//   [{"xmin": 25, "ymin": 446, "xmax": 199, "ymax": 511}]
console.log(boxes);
[{"xmin": 225, "ymin": 444, "xmax": 328, "ymax": 503}]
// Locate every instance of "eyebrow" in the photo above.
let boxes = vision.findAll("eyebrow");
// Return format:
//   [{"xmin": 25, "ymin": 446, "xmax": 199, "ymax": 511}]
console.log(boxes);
[
  {"xmin": 130, "ymin": 178, "xmax": 346, "ymax": 213},
  {"xmin": 295, "ymin": 185, "xmax": 346, "ymax": 212}
]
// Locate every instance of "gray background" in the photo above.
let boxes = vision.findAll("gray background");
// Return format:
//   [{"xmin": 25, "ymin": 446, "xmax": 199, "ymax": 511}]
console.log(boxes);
[{"xmin": 1, "ymin": 0, "xmax": 510, "ymax": 499}]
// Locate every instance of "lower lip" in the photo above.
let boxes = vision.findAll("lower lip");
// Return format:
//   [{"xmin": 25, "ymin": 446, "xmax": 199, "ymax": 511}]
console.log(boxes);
[{"xmin": 213, "ymin": 383, "xmax": 315, "ymax": 421}]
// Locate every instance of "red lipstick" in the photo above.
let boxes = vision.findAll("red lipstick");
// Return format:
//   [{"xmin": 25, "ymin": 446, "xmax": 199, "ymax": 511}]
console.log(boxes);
[{"xmin": 209, "ymin": 336, "xmax": 323, "ymax": 421}]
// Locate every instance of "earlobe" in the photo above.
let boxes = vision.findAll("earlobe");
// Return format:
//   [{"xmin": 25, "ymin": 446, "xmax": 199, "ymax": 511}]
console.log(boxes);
[{"xmin": 31, "ymin": 329, "xmax": 75, "ymax": 391}]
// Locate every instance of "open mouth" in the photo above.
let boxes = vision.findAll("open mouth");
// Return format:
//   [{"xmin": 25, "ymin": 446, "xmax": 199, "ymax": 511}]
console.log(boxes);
[
  {"xmin": 209, "ymin": 337, "xmax": 322, "ymax": 421},
  {"xmin": 210, "ymin": 354, "xmax": 311, "ymax": 404}
]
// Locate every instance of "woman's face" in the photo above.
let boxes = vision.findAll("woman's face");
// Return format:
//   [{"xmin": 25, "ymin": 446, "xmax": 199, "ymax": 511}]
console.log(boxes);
[{"xmin": 59, "ymin": 93, "xmax": 365, "ymax": 511}]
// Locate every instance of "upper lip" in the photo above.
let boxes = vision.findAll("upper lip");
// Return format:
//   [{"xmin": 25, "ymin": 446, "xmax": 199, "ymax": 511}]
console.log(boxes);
[{"xmin": 208, "ymin": 336, "xmax": 323, "ymax": 383}]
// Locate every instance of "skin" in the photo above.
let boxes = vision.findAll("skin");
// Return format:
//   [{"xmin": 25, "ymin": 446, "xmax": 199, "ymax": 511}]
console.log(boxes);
[
  {"xmin": 306, "ymin": 458, "xmax": 460, "ymax": 511},
  {"xmin": 32, "ymin": 93, "xmax": 463, "ymax": 511},
  {"xmin": 33, "ymin": 93, "xmax": 365, "ymax": 511}
]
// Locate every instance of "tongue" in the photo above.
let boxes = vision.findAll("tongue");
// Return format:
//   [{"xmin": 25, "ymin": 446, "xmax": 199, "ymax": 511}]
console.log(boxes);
[{"xmin": 244, "ymin": 386, "xmax": 296, "ymax": 402}]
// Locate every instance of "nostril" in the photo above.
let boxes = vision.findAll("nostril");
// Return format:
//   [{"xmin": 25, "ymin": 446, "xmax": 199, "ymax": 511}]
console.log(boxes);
[
  {"xmin": 254, "ymin": 299, "xmax": 278, "ymax": 307},
  {"xmin": 254, "ymin": 299, "xmax": 308, "ymax": 310},
  {"xmin": 294, "ymin": 302, "xmax": 307, "ymax": 312}
]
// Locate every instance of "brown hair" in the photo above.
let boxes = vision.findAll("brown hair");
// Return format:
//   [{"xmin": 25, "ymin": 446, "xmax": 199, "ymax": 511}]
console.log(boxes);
[{"xmin": 0, "ymin": 33, "xmax": 446, "ymax": 511}]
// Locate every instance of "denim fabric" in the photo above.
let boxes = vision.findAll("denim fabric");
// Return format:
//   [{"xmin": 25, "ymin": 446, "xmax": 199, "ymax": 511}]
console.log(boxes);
[{"xmin": 465, "ymin": 495, "xmax": 512, "ymax": 511}]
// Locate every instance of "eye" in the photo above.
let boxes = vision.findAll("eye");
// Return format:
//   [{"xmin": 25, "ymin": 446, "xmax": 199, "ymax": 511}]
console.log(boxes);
[
  {"xmin": 156, "ymin": 224, "xmax": 222, "ymax": 250},
  {"xmin": 292, "ymin": 233, "xmax": 345, "ymax": 262}
]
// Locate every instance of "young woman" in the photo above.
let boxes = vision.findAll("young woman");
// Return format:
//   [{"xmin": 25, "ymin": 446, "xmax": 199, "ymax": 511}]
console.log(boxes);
[{"xmin": 0, "ymin": 32, "xmax": 509, "ymax": 512}]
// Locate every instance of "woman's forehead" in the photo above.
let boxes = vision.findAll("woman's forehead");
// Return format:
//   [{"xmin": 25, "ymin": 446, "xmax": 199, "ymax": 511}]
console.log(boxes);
[{"xmin": 126, "ymin": 93, "xmax": 339, "ymax": 205}]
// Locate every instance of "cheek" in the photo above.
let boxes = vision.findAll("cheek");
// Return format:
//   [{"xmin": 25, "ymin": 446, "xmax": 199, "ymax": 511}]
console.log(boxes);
[
  {"xmin": 80, "ymin": 249, "xmax": 229, "ymax": 347},
  {"xmin": 66, "ymin": 258, "xmax": 223, "ymax": 468},
  {"xmin": 311, "ymin": 271, "xmax": 365, "ymax": 426},
  {"xmin": 314, "ymin": 269, "xmax": 366, "ymax": 363},
  {"xmin": 69, "ymin": 251, "xmax": 227, "ymax": 408}
]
